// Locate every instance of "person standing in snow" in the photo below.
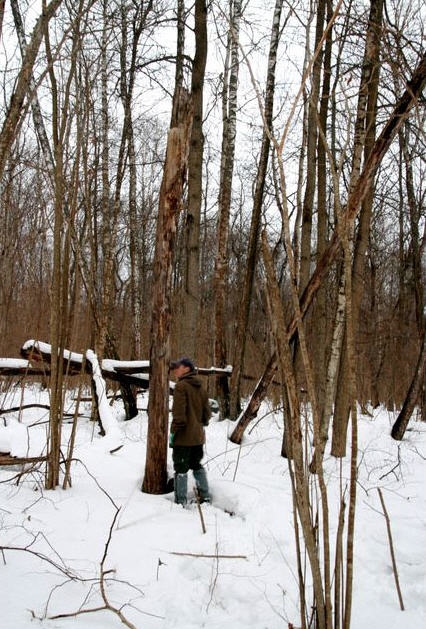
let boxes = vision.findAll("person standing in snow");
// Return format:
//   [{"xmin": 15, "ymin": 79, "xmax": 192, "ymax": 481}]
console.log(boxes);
[{"xmin": 169, "ymin": 357, "xmax": 211, "ymax": 506}]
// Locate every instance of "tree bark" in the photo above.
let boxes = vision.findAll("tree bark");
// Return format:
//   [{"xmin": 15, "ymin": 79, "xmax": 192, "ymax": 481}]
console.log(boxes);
[
  {"xmin": 96, "ymin": 0, "xmax": 115, "ymax": 362},
  {"xmin": 298, "ymin": 0, "xmax": 326, "ymax": 294},
  {"xmin": 180, "ymin": 0, "xmax": 208, "ymax": 359},
  {"xmin": 313, "ymin": 0, "xmax": 333, "ymax": 425},
  {"xmin": 142, "ymin": 88, "xmax": 193, "ymax": 494},
  {"xmin": 229, "ymin": 353, "xmax": 277, "ymax": 444}
]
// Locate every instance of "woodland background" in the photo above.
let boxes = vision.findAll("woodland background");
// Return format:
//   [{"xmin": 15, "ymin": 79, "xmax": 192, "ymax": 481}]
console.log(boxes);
[
  {"xmin": 0, "ymin": 2, "xmax": 425, "ymax": 442},
  {"xmin": 1, "ymin": 2, "xmax": 425, "ymax": 628}
]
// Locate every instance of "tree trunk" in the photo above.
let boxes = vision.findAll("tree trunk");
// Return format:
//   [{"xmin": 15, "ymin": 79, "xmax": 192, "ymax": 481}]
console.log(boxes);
[
  {"xmin": 124, "ymin": 6, "xmax": 153, "ymax": 360},
  {"xmin": 142, "ymin": 88, "xmax": 193, "ymax": 494},
  {"xmin": 95, "ymin": 0, "xmax": 114, "ymax": 361},
  {"xmin": 391, "ymin": 333, "xmax": 426, "ymax": 439},
  {"xmin": 44, "ymin": 6, "xmax": 82, "ymax": 489},
  {"xmin": 229, "ymin": 353, "xmax": 277, "ymax": 444},
  {"xmin": 262, "ymin": 232, "xmax": 327, "ymax": 629},
  {"xmin": 10, "ymin": 0, "xmax": 55, "ymax": 181},
  {"xmin": 313, "ymin": 0, "xmax": 333, "ymax": 425},
  {"xmin": 310, "ymin": 266, "xmax": 345, "ymax": 472},
  {"xmin": 298, "ymin": 0, "xmax": 325, "ymax": 294},
  {"xmin": 213, "ymin": 0, "xmax": 241, "ymax": 418},
  {"xmin": 229, "ymin": 0, "xmax": 283, "ymax": 419},
  {"xmin": 180, "ymin": 0, "xmax": 208, "ymax": 358},
  {"xmin": 332, "ymin": 0, "xmax": 384, "ymax": 456}
]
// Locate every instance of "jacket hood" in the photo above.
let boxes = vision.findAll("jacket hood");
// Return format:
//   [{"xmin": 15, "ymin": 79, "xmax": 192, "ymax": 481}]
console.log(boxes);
[{"xmin": 179, "ymin": 372, "xmax": 201, "ymax": 387}]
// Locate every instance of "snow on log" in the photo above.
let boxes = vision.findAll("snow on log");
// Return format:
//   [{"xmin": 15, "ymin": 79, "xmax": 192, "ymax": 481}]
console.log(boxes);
[
  {"xmin": 17, "ymin": 341, "xmax": 232, "ymax": 392},
  {"xmin": 86, "ymin": 350, "xmax": 124, "ymax": 454},
  {"xmin": 0, "ymin": 357, "xmax": 47, "ymax": 376},
  {"xmin": 102, "ymin": 358, "xmax": 150, "ymax": 373},
  {"xmin": 21, "ymin": 339, "xmax": 83, "ymax": 363},
  {"xmin": 21, "ymin": 340, "xmax": 150, "ymax": 388},
  {"xmin": 0, "ymin": 418, "xmax": 28, "ymax": 457}
]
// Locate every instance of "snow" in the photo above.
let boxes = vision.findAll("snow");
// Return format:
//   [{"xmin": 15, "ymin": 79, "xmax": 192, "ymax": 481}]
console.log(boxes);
[
  {"xmin": 0, "ymin": 385, "xmax": 425, "ymax": 629},
  {"xmin": 22, "ymin": 339, "xmax": 84, "ymax": 363},
  {"xmin": 86, "ymin": 350, "xmax": 124, "ymax": 453},
  {"xmin": 102, "ymin": 359, "xmax": 150, "ymax": 371},
  {"xmin": 0, "ymin": 358, "xmax": 31, "ymax": 369},
  {"xmin": 21, "ymin": 340, "xmax": 151, "ymax": 375}
]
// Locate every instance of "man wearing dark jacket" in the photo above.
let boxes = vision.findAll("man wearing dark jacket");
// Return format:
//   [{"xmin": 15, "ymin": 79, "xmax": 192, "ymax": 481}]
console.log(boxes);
[{"xmin": 169, "ymin": 357, "xmax": 211, "ymax": 506}]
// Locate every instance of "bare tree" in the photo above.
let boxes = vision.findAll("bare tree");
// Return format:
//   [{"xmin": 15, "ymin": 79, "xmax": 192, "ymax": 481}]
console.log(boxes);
[
  {"xmin": 122, "ymin": 1, "xmax": 155, "ymax": 360},
  {"xmin": 213, "ymin": 0, "xmax": 241, "ymax": 417},
  {"xmin": 0, "ymin": 0, "xmax": 63, "ymax": 180},
  {"xmin": 231, "ymin": 49, "xmax": 426, "ymax": 444},
  {"xmin": 229, "ymin": 0, "xmax": 284, "ymax": 419},
  {"xmin": 10, "ymin": 0, "xmax": 55, "ymax": 180},
  {"xmin": 44, "ymin": 1, "xmax": 87, "ymax": 488}
]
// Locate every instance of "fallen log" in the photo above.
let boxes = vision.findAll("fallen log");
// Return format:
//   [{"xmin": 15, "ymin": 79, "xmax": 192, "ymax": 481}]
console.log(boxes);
[
  {"xmin": 19, "ymin": 340, "xmax": 237, "ymax": 388},
  {"xmin": 0, "ymin": 358, "xmax": 47, "ymax": 376},
  {"xmin": 20, "ymin": 341, "xmax": 151, "ymax": 389},
  {"xmin": 0, "ymin": 455, "xmax": 48, "ymax": 466}
]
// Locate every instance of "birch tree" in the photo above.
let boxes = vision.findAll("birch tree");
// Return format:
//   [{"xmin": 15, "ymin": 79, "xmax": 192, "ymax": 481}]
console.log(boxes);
[{"xmin": 213, "ymin": 0, "xmax": 241, "ymax": 418}]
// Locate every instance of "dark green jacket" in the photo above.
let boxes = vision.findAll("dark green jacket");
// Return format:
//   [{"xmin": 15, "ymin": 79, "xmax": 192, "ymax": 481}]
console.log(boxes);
[{"xmin": 171, "ymin": 372, "xmax": 211, "ymax": 446}]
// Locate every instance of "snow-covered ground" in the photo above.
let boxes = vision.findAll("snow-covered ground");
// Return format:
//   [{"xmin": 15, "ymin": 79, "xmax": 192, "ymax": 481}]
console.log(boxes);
[{"xmin": 1, "ymin": 384, "xmax": 425, "ymax": 629}]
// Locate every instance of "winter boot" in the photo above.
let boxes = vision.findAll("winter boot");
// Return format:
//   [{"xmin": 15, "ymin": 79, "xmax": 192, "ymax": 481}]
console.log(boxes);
[
  {"xmin": 174, "ymin": 473, "xmax": 188, "ymax": 506},
  {"xmin": 193, "ymin": 467, "xmax": 210, "ymax": 503}
]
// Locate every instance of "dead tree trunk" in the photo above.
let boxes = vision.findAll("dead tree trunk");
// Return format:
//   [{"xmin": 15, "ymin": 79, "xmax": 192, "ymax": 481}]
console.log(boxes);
[{"xmin": 142, "ymin": 88, "xmax": 193, "ymax": 495}]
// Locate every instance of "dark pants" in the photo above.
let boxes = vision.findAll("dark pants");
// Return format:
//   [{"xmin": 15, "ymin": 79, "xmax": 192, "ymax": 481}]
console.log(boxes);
[{"xmin": 172, "ymin": 445, "xmax": 204, "ymax": 474}]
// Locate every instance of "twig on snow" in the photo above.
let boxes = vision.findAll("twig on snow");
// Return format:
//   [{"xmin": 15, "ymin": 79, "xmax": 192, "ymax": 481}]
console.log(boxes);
[
  {"xmin": 194, "ymin": 485, "xmax": 206, "ymax": 534},
  {"xmin": 379, "ymin": 445, "xmax": 402, "ymax": 481},
  {"xmin": 170, "ymin": 550, "xmax": 247, "ymax": 559},
  {"xmin": 377, "ymin": 488, "xmax": 405, "ymax": 610},
  {"xmin": 46, "ymin": 507, "xmax": 141, "ymax": 628}
]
